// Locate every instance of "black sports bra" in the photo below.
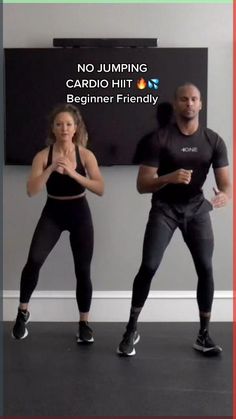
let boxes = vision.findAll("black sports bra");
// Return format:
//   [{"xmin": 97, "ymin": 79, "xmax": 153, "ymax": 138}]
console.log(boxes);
[{"xmin": 46, "ymin": 145, "xmax": 86, "ymax": 196}]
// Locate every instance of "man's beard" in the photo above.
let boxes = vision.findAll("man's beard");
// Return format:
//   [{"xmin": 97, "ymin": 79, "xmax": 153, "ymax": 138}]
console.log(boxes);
[{"xmin": 180, "ymin": 113, "xmax": 196, "ymax": 122}]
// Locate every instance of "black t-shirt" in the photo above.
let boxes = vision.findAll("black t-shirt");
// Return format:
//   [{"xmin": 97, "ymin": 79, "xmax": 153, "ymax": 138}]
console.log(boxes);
[{"xmin": 142, "ymin": 123, "xmax": 229, "ymax": 211}]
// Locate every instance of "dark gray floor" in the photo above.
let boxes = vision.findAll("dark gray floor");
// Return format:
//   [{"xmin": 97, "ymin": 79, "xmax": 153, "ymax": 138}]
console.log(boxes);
[{"xmin": 4, "ymin": 322, "xmax": 232, "ymax": 416}]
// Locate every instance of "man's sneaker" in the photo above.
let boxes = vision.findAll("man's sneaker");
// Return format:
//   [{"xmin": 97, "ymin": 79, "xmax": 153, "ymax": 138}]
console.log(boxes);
[
  {"xmin": 76, "ymin": 321, "xmax": 94, "ymax": 343},
  {"xmin": 117, "ymin": 329, "xmax": 140, "ymax": 356},
  {"xmin": 193, "ymin": 329, "xmax": 222, "ymax": 355},
  {"xmin": 12, "ymin": 309, "xmax": 30, "ymax": 340}
]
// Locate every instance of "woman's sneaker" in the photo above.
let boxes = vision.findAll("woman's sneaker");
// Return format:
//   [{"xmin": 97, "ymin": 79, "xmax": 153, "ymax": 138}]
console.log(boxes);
[
  {"xmin": 12, "ymin": 309, "xmax": 30, "ymax": 340},
  {"xmin": 76, "ymin": 321, "xmax": 94, "ymax": 343},
  {"xmin": 117, "ymin": 329, "xmax": 140, "ymax": 356},
  {"xmin": 193, "ymin": 329, "xmax": 222, "ymax": 355}
]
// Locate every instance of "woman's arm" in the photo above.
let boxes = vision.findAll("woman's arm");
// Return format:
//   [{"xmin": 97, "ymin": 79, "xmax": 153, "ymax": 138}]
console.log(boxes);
[{"xmin": 27, "ymin": 149, "xmax": 54, "ymax": 197}]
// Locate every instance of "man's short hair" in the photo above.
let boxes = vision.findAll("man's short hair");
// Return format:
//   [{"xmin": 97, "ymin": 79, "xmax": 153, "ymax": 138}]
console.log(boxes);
[{"xmin": 174, "ymin": 83, "xmax": 201, "ymax": 99}]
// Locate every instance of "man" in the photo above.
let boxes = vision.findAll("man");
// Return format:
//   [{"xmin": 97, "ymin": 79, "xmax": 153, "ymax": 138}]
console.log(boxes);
[{"xmin": 117, "ymin": 83, "xmax": 231, "ymax": 357}]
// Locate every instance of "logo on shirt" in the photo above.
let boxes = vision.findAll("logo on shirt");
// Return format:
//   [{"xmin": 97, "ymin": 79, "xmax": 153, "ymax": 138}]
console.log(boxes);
[{"xmin": 181, "ymin": 147, "xmax": 198, "ymax": 152}]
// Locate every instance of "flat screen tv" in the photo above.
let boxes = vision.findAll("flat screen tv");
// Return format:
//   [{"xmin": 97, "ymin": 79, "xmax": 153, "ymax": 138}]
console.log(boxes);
[{"xmin": 4, "ymin": 47, "xmax": 207, "ymax": 165}]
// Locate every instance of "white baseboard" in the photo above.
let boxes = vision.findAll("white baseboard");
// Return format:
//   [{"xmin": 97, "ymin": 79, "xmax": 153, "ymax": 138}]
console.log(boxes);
[{"xmin": 3, "ymin": 290, "xmax": 233, "ymax": 322}]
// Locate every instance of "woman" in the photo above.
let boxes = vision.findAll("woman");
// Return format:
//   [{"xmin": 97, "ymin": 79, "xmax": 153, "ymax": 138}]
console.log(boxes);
[{"xmin": 12, "ymin": 103, "xmax": 104, "ymax": 342}]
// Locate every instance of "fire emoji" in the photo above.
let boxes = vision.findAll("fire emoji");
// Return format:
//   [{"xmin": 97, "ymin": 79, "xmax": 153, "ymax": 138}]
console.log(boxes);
[{"xmin": 137, "ymin": 78, "xmax": 147, "ymax": 90}]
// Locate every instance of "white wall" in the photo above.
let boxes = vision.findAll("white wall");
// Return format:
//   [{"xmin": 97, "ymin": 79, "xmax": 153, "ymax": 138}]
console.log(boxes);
[{"xmin": 3, "ymin": 4, "xmax": 233, "ymax": 317}]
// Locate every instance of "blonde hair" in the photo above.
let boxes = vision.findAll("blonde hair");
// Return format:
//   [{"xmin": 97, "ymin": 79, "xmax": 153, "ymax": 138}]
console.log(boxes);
[{"xmin": 47, "ymin": 103, "xmax": 88, "ymax": 147}]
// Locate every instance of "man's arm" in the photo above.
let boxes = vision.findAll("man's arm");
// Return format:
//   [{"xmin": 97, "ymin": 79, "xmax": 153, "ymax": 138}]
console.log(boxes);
[
  {"xmin": 137, "ymin": 165, "xmax": 193, "ymax": 194},
  {"xmin": 211, "ymin": 166, "xmax": 232, "ymax": 208}
]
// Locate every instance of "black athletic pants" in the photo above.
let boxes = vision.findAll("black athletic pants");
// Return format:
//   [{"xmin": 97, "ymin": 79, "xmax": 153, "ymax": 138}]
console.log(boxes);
[
  {"xmin": 20, "ymin": 196, "xmax": 94, "ymax": 313},
  {"xmin": 132, "ymin": 206, "xmax": 214, "ymax": 312}
]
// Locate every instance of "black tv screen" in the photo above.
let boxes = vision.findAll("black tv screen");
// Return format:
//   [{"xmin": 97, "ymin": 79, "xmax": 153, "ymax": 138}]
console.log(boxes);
[{"xmin": 4, "ymin": 47, "xmax": 207, "ymax": 165}]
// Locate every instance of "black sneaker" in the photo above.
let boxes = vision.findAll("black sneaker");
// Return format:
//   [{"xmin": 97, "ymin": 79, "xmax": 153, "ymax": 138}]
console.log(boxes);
[
  {"xmin": 117, "ymin": 329, "xmax": 140, "ymax": 356},
  {"xmin": 76, "ymin": 321, "xmax": 94, "ymax": 343},
  {"xmin": 193, "ymin": 330, "xmax": 222, "ymax": 355},
  {"xmin": 12, "ymin": 309, "xmax": 30, "ymax": 340}
]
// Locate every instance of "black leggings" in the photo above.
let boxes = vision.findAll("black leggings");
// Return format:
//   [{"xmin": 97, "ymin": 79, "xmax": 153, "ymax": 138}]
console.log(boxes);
[
  {"xmin": 20, "ymin": 197, "xmax": 94, "ymax": 313},
  {"xmin": 132, "ymin": 207, "xmax": 214, "ymax": 312}
]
